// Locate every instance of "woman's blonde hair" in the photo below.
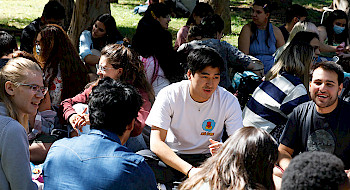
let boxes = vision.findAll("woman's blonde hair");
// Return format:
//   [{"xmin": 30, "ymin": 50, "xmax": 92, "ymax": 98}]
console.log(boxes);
[
  {"xmin": 0, "ymin": 57, "xmax": 42, "ymax": 129},
  {"xmin": 274, "ymin": 21, "xmax": 318, "ymax": 60},
  {"xmin": 179, "ymin": 127, "xmax": 278, "ymax": 190},
  {"xmin": 266, "ymin": 41, "xmax": 314, "ymax": 88}
]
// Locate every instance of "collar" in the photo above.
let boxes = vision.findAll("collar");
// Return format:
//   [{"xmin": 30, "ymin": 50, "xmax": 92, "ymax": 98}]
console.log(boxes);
[{"xmin": 89, "ymin": 129, "xmax": 122, "ymax": 144}]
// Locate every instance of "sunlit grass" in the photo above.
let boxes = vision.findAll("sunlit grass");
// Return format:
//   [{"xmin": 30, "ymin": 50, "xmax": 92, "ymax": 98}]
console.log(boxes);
[{"xmin": 0, "ymin": 0, "xmax": 334, "ymax": 47}]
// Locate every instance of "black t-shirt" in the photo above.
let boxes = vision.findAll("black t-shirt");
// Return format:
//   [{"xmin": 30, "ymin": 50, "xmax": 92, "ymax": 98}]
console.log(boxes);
[
  {"xmin": 278, "ymin": 25, "xmax": 289, "ymax": 43},
  {"xmin": 280, "ymin": 100, "xmax": 350, "ymax": 169},
  {"xmin": 20, "ymin": 18, "xmax": 41, "ymax": 54}
]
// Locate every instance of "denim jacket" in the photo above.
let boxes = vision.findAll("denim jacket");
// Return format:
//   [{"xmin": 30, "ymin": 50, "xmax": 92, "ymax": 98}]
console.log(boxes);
[{"xmin": 43, "ymin": 129, "xmax": 157, "ymax": 189}]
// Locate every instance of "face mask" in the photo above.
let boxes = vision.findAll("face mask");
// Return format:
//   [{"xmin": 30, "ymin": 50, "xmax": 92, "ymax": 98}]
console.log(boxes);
[
  {"xmin": 333, "ymin": 25, "xmax": 345, "ymax": 34},
  {"xmin": 36, "ymin": 44, "xmax": 41, "ymax": 55}
]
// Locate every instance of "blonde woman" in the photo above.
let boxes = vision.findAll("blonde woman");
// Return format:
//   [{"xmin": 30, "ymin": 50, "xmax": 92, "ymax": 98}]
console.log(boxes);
[
  {"xmin": 0, "ymin": 57, "xmax": 46, "ymax": 189},
  {"xmin": 243, "ymin": 32, "xmax": 319, "ymax": 141}
]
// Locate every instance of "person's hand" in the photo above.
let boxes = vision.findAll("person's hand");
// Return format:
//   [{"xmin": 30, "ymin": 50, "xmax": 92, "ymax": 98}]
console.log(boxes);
[
  {"xmin": 345, "ymin": 170, "xmax": 350, "ymax": 179},
  {"xmin": 188, "ymin": 167, "xmax": 202, "ymax": 178},
  {"xmin": 208, "ymin": 139, "xmax": 223, "ymax": 156},
  {"xmin": 69, "ymin": 107, "xmax": 90, "ymax": 134}
]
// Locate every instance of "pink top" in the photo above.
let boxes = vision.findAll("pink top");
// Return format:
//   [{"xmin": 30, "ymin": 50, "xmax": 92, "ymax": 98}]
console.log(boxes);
[
  {"xmin": 174, "ymin": 25, "xmax": 190, "ymax": 50},
  {"xmin": 61, "ymin": 84, "xmax": 151, "ymax": 137}
]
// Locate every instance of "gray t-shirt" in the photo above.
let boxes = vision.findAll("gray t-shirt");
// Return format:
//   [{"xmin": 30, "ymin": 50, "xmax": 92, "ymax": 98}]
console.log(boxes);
[{"xmin": 280, "ymin": 100, "xmax": 350, "ymax": 168}]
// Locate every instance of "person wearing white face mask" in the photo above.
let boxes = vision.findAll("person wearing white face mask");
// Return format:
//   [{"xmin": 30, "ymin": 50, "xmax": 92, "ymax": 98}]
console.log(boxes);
[{"xmin": 317, "ymin": 10, "xmax": 350, "ymax": 71}]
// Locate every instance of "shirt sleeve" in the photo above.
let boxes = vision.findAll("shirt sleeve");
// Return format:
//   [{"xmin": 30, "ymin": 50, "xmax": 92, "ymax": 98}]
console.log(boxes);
[
  {"xmin": 79, "ymin": 30, "xmax": 93, "ymax": 60},
  {"xmin": 145, "ymin": 88, "xmax": 172, "ymax": 130},
  {"xmin": 61, "ymin": 86, "xmax": 91, "ymax": 121},
  {"xmin": 131, "ymin": 89, "xmax": 151, "ymax": 137},
  {"xmin": 0, "ymin": 120, "xmax": 38, "ymax": 190},
  {"xmin": 225, "ymin": 41, "xmax": 252, "ymax": 69},
  {"xmin": 279, "ymin": 108, "xmax": 300, "ymax": 149},
  {"xmin": 224, "ymin": 94, "xmax": 243, "ymax": 136},
  {"xmin": 174, "ymin": 26, "xmax": 189, "ymax": 50}
]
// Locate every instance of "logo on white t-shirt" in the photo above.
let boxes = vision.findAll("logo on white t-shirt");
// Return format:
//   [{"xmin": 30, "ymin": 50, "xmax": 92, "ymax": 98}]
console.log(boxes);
[{"xmin": 201, "ymin": 119, "xmax": 216, "ymax": 136}]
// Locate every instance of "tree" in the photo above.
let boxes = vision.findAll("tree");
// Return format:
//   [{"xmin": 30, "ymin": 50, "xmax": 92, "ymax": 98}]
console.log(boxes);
[
  {"xmin": 199, "ymin": 0, "xmax": 231, "ymax": 34},
  {"xmin": 67, "ymin": 0, "xmax": 111, "ymax": 50},
  {"xmin": 52, "ymin": 0, "xmax": 74, "ymax": 30},
  {"xmin": 270, "ymin": 0, "xmax": 292, "ymax": 21}
]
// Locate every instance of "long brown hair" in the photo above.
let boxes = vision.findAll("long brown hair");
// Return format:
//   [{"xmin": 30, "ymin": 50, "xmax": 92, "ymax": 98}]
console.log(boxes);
[
  {"xmin": 101, "ymin": 43, "xmax": 155, "ymax": 103},
  {"xmin": 34, "ymin": 24, "xmax": 89, "ymax": 102},
  {"xmin": 179, "ymin": 127, "xmax": 278, "ymax": 190}
]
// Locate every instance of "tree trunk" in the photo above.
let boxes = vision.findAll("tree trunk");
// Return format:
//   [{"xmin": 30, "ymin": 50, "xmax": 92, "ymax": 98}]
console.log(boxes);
[
  {"xmin": 199, "ymin": 0, "xmax": 231, "ymax": 34},
  {"xmin": 269, "ymin": 0, "xmax": 292, "ymax": 22},
  {"xmin": 67, "ymin": 0, "xmax": 111, "ymax": 50},
  {"xmin": 51, "ymin": 0, "xmax": 74, "ymax": 30}
]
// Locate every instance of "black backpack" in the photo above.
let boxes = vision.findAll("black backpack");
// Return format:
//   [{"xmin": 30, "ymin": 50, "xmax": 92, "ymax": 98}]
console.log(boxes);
[{"xmin": 232, "ymin": 72, "xmax": 263, "ymax": 109}]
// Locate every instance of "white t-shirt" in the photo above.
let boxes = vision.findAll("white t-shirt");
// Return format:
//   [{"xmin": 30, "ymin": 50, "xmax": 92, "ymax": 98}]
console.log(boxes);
[{"xmin": 146, "ymin": 80, "xmax": 243, "ymax": 154}]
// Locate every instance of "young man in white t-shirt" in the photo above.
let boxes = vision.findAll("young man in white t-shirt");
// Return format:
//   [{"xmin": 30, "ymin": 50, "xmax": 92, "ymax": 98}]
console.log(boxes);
[{"xmin": 139, "ymin": 47, "xmax": 243, "ymax": 186}]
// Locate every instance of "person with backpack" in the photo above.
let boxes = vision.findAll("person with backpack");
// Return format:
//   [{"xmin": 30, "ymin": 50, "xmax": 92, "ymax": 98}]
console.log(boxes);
[{"xmin": 242, "ymin": 31, "xmax": 320, "ymax": 141}]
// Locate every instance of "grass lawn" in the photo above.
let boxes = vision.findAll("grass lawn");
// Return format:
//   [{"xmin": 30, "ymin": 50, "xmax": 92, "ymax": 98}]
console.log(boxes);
[{"xmin": 0, "ymin": 0, "xmax": 333, "ymax": 47}]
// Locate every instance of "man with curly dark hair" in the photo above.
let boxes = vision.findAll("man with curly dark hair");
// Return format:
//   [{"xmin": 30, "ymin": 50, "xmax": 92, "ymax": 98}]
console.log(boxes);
[{"xmin": 281, "ymin": 151, "xmax": 350, "ymax": 189}]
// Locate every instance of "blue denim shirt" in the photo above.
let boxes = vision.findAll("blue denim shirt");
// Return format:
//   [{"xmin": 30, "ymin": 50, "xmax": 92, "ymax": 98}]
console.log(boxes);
[{"xmin": 43, "ymin": 129, "xmax": 157, "ymax": 190}]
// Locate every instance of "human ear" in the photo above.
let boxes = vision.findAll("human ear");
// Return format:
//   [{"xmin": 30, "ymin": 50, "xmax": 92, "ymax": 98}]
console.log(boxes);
[
  {"xmin": 5, "ymin": 81, "xmax": 16, "ymax": 96},
  {"xmin": 187, "ymin": 70, "xmax": 192, "ymax": 80},
  {"xmin": 126, "ymin": 118, "xmax": 135, "ymax": 131},
  {"xmin": 338, "ymin": 83, "xmax": 343, "ymax": 96}
]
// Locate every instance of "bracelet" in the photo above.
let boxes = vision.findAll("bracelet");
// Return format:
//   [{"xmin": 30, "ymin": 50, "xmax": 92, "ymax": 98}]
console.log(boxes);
[{"xmin": 186, "ymin": 166, "xmax": 194, "ymax": 178}]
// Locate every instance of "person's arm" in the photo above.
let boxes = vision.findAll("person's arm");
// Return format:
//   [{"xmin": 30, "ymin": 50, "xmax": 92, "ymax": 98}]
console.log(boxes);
[
  {"xmin": 273, "ymin": 25, "xmax": 285, "ymax": 48},
  {"xmin": 79, "ymin": 30, "xmax": 99, "ymax": 66},
  {"xmin": 61, "ymin": 86, "xmax": 92, "ymax": 122},
  {"xmin": 150, "ymin": 126, "xmax": 199, "ymax": 177},
  {"xmin": 1, "ymin": 120, "xmax": 38, "ymax": 190},
  {"xmin": 277, "ymin": 144, "xmax": 294, "ymax": 171},
  {"xmin": 318, "ymin": 26, "xmax": 328, "ymax": 43},
  {"xmin": 238, "ymin": 24, "xmax": 252, "ymax": 54},
  {"xmin": 174, "ymin": 26, "xmax": 189, "ymax": 50}
]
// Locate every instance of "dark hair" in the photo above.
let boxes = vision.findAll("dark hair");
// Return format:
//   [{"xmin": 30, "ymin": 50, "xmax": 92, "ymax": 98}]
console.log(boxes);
[
  {"xmin": 187, "ymin": 25, "xmax": 202, "ymax": 41},
  {"xmin": 180, "ymin": 127, "xmax": 278, "ymax": 189},
  {"xmin": 188, "ymin": 47, "xmax": 224, "ymax": 74},
  {"xmin": 132, "ymin": 3, "xmax": 184, "ymax": 83},
  {"xmin": 0, "ymin": 31, "xmax": 17, "ymax": 57},
  {"xmin": 290, "ymin": 31, "xmax": 319, "ymax": 44},
  {"xmin": 285, "ymin": 4, "xmax": 308, "ymax": 23},
  {"xmin": 186, "ymin": 3, "xmax": 214, "ymax": 26},
  {"xmin": 101, "ymin": 43, "xmax": 155, "ymax": 103},
  {"xmin": 250, "ymin": 0, "xmax": 273, "ymax": 48},
  {"xmin": 145, "ymin": 3, "xmax": 171, "ymax": 19},
  {"xmin": 89, "ymin": 14, "xmax": 124, "ymax": 50},
  {"xmin": 199, "ymin": 14, "xmax": 224, "ymax": 38},
  {"xmin": 323, "ymin": 10, "xmax": 348, "ymax": 46},
  {"xmin": 35, "ymin": 24, "xmax": 89, "ymax": 102},
  {"xmin": 42, "ymin": 1, "xmax": 65, "ymax": 20},
  {"xmin": 311, "ymin": 61, "xmax": 344, "ymax": 84},
  {"xmin": 282, "ymin": 151, "xmax": 348, "ymax": 190},
  {"xmin": 89, "ymin": 77, "xmax": 143, "ymax": 136}
]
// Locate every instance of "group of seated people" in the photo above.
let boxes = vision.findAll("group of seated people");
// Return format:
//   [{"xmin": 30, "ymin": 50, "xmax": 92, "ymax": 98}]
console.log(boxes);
[{"xmin": 1, "ymin": 0, "xmax": 350, "ymax": 189}]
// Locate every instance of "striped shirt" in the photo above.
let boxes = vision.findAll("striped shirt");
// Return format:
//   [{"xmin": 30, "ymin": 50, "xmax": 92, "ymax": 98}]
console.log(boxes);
[{"xmin": 242, "ymin": 72, "xmax": 309, "ymax": 132}]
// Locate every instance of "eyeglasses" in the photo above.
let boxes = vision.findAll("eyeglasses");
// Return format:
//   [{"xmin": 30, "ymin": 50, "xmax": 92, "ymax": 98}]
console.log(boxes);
[
  {"xmin": 96, "ymin": 64, "xmax": 115, "ymax": 72},
  {"xmin": 17, "ymin": 83, "xmax": 48, "ymax": 95}
]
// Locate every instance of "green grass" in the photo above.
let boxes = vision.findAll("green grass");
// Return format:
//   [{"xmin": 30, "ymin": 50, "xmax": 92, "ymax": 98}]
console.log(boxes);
[{"xmin": 0, "ymin": 0, "xmax": 334, "ymax": 47}]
